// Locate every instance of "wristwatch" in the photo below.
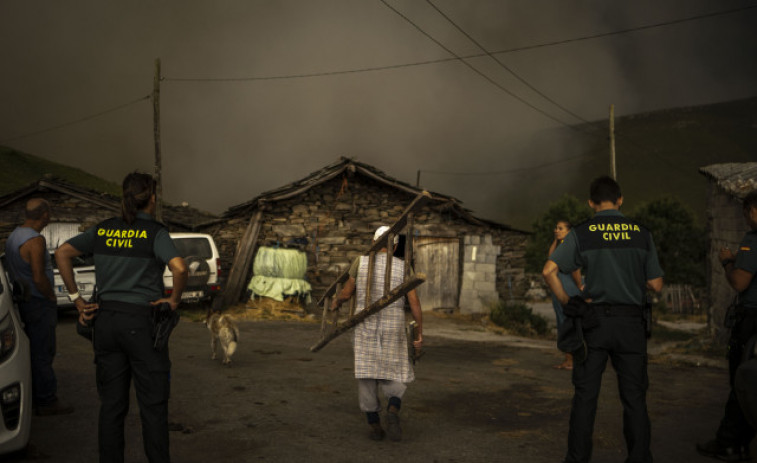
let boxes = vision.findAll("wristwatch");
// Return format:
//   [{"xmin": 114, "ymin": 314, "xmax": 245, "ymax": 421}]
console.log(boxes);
[{"xmin": 68, "ymin": 291, "xmax": 81, "ymax": 302}]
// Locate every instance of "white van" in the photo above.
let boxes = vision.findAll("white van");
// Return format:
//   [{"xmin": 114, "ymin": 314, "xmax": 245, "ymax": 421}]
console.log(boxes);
[
  {"xmin": 50, "ymin": 252, "xmax": 96, "ymax": 307},
  {"xmin": 43, "ymin": 223, "xmax": 96, "ymax": 307},
  {"xmin": 164, "ymin": 233, "xmax": 222, "ymax": 305},
  {"xmin": 0, "ymin": 259, "xmax": 32, "ymax": 455}
]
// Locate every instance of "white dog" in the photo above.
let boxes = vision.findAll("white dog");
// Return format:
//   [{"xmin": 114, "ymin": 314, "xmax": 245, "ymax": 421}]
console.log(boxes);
[{"xmin": 205, "ymin": 311, "xmax": 240, "ymax": 365}]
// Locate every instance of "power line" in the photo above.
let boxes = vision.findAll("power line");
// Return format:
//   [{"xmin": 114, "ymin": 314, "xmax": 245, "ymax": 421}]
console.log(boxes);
[
  {"xmin": 0, "ymin": 95, "xmax": 151, "ymax": 144},
  {"xmin": 163, "ymin": 4, "xmax": 757, "ymax": 83},
  {"xmin": 421, "ymin": 0, "xmax": 718, "ymax": 176},
  {"xmin": 421, "ymin": 154, "xmax": 597, "ymax": 177},
  {"xmin": 378, "ymin": 0, "xmax": 591, "ymax": 136},
  {"xmin": 425, "ymin": 0, "xmax": 592, "ymax": 126}
]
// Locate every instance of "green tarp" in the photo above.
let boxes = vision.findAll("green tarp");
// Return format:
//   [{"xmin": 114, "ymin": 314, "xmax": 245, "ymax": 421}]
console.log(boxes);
[{"xmin": 248, "ymin": 247, "xmax": 312, "ymax": 302}]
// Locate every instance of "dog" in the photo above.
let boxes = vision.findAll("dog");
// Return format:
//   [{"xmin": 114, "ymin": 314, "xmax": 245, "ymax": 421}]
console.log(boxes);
[{"xmin": 205, "ymin": 311, "xmax": 240, "ymax": 365}]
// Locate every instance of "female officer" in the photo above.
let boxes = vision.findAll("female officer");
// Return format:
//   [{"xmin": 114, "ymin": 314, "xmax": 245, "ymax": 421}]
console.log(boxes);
[
  {"xmin": 55, "ymin": 172, "xmax": 187, "ymax": 463},
  {"xmin": 547, "ymin": 220, "xmax": 583, "ymax": 370}
]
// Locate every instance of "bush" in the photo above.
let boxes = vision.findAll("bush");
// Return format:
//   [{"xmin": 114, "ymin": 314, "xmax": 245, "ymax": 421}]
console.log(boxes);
[
  {"xmin": 525, "ymin": 194, "xmax": 593, "ymax": 272},
  {"xmin": 489, "ymin": 300, "xmax": 549, "ymax": 337}
]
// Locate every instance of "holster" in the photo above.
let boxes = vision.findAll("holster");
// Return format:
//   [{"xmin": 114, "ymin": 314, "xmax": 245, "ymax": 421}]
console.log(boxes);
[
  {"xmin": 75, "ymin": 292, "xmax": 99, "ymax": 342},
  {"xmin": 643, "ymin": 301, "xmax": 652, "ymax": 339},
  {"xmin": 152, "ymin": 303, "xmax": 179, "ymax": 351},
  {"xmin": 724, "ymin": 297, "xmax": 739, "ymax": 329}
]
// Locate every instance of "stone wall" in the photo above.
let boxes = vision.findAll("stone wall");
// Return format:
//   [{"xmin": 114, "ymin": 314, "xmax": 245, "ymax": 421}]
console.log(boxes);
[
  {"xmin": 0, "ymin": 191, "xmax": 119, "ymax": 252},
  {"xmin": 206, "ymin": 173, "xmax": 529, "ymax": 310},
  {"xmin": 0, "ymin": 191, "xmax": 196, "ymax": 253}
]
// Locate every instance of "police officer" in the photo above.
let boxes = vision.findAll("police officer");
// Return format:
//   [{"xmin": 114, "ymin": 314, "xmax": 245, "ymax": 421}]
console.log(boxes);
[
  {"xmin": 55, "ymin": 172, "xmax": 187, "ymax": 463},
  {"xmin": 696, "ymin": 190, "xmax": 757, "ymax": 462},
  {"xmin": 543, "ymin": 176, "xmax": 664, "ymax": 463}
]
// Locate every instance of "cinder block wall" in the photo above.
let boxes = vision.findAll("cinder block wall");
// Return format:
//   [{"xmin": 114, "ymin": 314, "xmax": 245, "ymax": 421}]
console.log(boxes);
[{"xmin": 459, "ymin": 234, "xmax": 501, "ymax": 314}]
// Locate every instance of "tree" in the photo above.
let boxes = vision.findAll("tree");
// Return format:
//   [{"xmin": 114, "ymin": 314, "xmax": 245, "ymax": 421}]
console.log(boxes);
[
  {"xmin": 629, "ymin": 197, "xmax": 705, "ymax": 286},
  {"xmin": 524, "ymin": 194, "xmax": 593, "ymax": 272}
]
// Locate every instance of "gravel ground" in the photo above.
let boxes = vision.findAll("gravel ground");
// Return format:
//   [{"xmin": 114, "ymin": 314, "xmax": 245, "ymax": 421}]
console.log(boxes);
[{"xmin": 4, "ymin": 307, "xmax": 735, "ymax": 463}]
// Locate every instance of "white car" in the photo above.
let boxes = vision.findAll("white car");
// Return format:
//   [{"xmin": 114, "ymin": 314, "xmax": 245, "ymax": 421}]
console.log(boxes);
[
  {"xmin": 0, "ymin": 260, "xmax": 32, "ymax": 455},
  {"xmin": 42, "ymin": 223, "xmax": 96, "ymax": 308},
  {"xmin": 51, "ymin": 253, "xmax": 96, "ymax": 307},
  {"xmin": 164, "ymin": 233, "xmax": 222, "ymax": 305}
]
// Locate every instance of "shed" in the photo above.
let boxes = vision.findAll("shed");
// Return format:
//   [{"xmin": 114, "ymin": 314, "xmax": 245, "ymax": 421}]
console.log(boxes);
[
  {"xmin": 200, "ymin": 157, "xmax": 530, "ymax": 313},
  {"xmin": 699, "ymin": 162, "xmax": 757, "ymax": 344},
  {"xmin": 0, "ymin": 177, "xmax": 219, "ymax": 252}
]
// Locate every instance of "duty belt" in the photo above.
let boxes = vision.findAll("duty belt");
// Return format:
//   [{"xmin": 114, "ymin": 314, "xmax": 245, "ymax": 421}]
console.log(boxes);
[
  {"xmin": 592, "ymin": 304, "xmax": 643, "ymax": 317},
  {"xmin": 100, "ymin": 300, "xmax": 153, "ymax": 316}
]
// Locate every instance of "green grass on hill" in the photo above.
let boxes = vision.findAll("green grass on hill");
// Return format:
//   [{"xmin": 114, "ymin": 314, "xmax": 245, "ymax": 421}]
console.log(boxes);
[{"xmin": 0, "ymin": 147, "xmax": 121, "ymax": 197}]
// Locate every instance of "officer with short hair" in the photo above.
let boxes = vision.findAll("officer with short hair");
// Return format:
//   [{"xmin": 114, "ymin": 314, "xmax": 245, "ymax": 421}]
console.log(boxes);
[
  {"xmin": 696, "ymin": 189, "xmax": 757, "ymax": 462},
  {"xmin": 543, "ymin": 176, "xmax": 664, "ymax": 463},
  {"xmin": 55, "ymin": 171, "xmax": 187, "ymax": 463}
]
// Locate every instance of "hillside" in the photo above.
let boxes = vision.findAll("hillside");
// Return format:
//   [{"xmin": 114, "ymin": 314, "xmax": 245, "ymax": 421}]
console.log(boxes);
[
  {"xmin": 0, "ymin": 147, "xmax": 121, "ymax": 197},
  {"xmin": 3, "ymin": 97, "xmax": 756, "ymax": 229},
  {"xmin": 501, "ymin": 97, "xmax": 757, "ymax": 228}
]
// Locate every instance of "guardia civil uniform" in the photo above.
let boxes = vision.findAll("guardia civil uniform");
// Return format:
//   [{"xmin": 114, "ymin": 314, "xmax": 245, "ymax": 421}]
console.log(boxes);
[
  {"xmin": 713, "ymin": 229, "xmax": 757, "ymax": 452},
  {"xmin": 348, "ymin": 254, "xmax": 413, "ymax": 414},
  {"xmin": 66, "ymin": 211, "xmax": 179, "ymax": 463},
  {"xmin": 549, "ymin": 209, "xmax": 663, "ymax": 463}
]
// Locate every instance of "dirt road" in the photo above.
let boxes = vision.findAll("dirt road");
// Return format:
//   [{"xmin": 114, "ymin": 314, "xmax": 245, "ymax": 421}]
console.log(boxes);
[{"xmin": 7, "ymin": 310, "xmax": 737, "ymax": 463}]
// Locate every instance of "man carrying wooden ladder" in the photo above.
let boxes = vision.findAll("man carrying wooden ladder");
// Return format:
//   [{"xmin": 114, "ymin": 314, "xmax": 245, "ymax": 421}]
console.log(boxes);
[{"xmin": 330, "ymin": 225, "xmax": 423, "ymax": 442}]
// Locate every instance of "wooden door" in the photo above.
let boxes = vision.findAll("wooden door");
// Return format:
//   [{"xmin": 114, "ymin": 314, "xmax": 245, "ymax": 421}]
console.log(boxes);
[{"xmin": 413, "ymin": 237, "xmax": 460, "ymax": 311}]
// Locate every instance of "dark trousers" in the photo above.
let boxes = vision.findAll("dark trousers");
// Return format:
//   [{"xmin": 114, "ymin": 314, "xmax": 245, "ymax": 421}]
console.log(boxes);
[
  {"xmin": 565, "ymin": 313, "xmax": 651, "ymax": 463},
  {"xmin": 19, "ymin": 297, "xmax": 58, "ymax": 405},
  {"xmin": 94, "ymin": 307, "xmax": 171, "ymax": 463},
  {"xmin": 716, "ymin": 309, "xmax": 757, "ymax": 447}
]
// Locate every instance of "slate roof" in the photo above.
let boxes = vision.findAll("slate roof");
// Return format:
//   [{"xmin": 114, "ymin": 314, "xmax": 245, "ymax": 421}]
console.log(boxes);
[
  {"xmin": 224, "ymin": 157, "xmax": 520, "ymax": 231},
  {"xmin": 0, "ymin": 177, "xmax": 218, "ymax": 230},
  {"xmin": 699, "ymin": 162, "xmax": 757, "ymax": 199}
]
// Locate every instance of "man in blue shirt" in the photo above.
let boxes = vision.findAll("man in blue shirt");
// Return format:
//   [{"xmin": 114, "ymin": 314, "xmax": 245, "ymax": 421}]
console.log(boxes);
[{"xmin": 4, "ymin": 198, "xmax": 74, "ymax": 416}]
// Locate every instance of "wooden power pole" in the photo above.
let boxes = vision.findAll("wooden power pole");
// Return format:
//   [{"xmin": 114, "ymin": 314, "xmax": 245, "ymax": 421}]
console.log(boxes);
[
  {"xmin": 153, "ymin": 58, "xmax": 163, "ymax": 222},
  {"xmin": 609, "ymin": 104, "xmax": 617, "ymax": 180}
]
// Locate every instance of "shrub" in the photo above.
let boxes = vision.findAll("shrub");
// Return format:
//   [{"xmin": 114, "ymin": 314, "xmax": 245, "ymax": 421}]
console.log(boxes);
[{"xmin": 489, "ymin": 300, "xmax": 549, "ymax": 337}]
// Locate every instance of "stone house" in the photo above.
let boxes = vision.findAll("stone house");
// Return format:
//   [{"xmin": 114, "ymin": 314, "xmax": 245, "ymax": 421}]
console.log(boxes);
[
  {"xmin": 699, "ymin": 162, "xmax": 757, "ymax": 344},
  {"xmin": 201, "ymin": 158, "xmax": 530, "ymax": 313},
  {"xmin": 0, "ymin": 177, "xmax": 218, "ymax": 252}
]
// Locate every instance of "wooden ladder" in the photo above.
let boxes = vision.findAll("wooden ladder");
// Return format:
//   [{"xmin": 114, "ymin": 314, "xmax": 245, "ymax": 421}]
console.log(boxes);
[{"xmin": 310, "ymin": 191, "xmax": 431, "ymax": 352}]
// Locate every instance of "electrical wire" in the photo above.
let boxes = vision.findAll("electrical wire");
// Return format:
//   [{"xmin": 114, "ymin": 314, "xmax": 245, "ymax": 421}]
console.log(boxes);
[
  {"xmin": 425, "ymin": 0, "xmax": 592, "ymax": 126},
  {"xmin": 163, "ymin": 4, "xmax": 757, "ymax": 83},
  {"xmin": 420, "ymin": 154, "xmax": 597, "ymax": 177},
  {"xmin": 378, "ymin": 0, "xmax": 592, "ymax": 136},
  {"xmin": 0, "ymin": 95, "xmax": 151, "ymax": 144},
  {"xmin": 418, "ymin": 0, "xmax": 730, "ymax": 176}
]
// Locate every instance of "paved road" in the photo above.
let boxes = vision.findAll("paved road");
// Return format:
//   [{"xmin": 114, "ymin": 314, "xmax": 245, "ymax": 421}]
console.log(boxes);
[{"xmin": 6, "ymin": 309, "xmax": 736, "ymax": 463}]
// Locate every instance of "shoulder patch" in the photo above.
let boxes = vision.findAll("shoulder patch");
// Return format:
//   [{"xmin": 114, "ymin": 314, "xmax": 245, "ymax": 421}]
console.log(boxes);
[{"xmin": 741, "ymin": 246, "xmax": 751, "ymax": 252}]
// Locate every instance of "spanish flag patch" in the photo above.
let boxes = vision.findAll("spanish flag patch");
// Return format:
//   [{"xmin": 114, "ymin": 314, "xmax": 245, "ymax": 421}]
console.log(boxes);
[{"xmin": 741, "ymin": 246, "xmax": 751, "ymax": 252}]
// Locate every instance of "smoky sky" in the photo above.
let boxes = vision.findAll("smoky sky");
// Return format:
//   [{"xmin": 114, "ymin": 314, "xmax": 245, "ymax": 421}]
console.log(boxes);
[{"xmin": 2, "ymin": 0, "xmax": 756, "ymax": 229}]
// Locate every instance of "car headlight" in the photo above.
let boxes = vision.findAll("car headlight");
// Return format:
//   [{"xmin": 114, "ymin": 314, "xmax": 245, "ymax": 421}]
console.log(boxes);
[{"xmin": 0, "ymin": 312, "xmax": 16, "ymax": 363}]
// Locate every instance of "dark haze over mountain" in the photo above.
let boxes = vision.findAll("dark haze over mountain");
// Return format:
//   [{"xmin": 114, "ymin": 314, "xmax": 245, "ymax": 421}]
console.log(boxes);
[{"xmin": 1, "ymin": 1, "xmax": 756, "ymax": 229}]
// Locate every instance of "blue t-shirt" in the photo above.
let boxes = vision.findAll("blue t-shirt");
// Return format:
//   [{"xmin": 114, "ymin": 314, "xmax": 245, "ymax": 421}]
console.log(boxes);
[{"xmin": 4, "ymin": 226, "xmax": 54, "ymax": 300}]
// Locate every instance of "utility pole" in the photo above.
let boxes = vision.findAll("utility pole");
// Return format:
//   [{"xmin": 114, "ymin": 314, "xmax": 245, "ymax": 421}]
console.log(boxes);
[
  {"xmin": 609, "ymin": 104, "xmax": 617, "ymax": 180},
  {"xmin": 153, "ymin": 58, "xmax": 163, "ymax": 222}
]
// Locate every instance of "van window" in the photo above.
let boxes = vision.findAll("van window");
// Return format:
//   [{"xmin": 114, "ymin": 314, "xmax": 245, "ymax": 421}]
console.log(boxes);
[{"xmin": 173, "ymin": 238, "xmax": 212, "ymax": 259}]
